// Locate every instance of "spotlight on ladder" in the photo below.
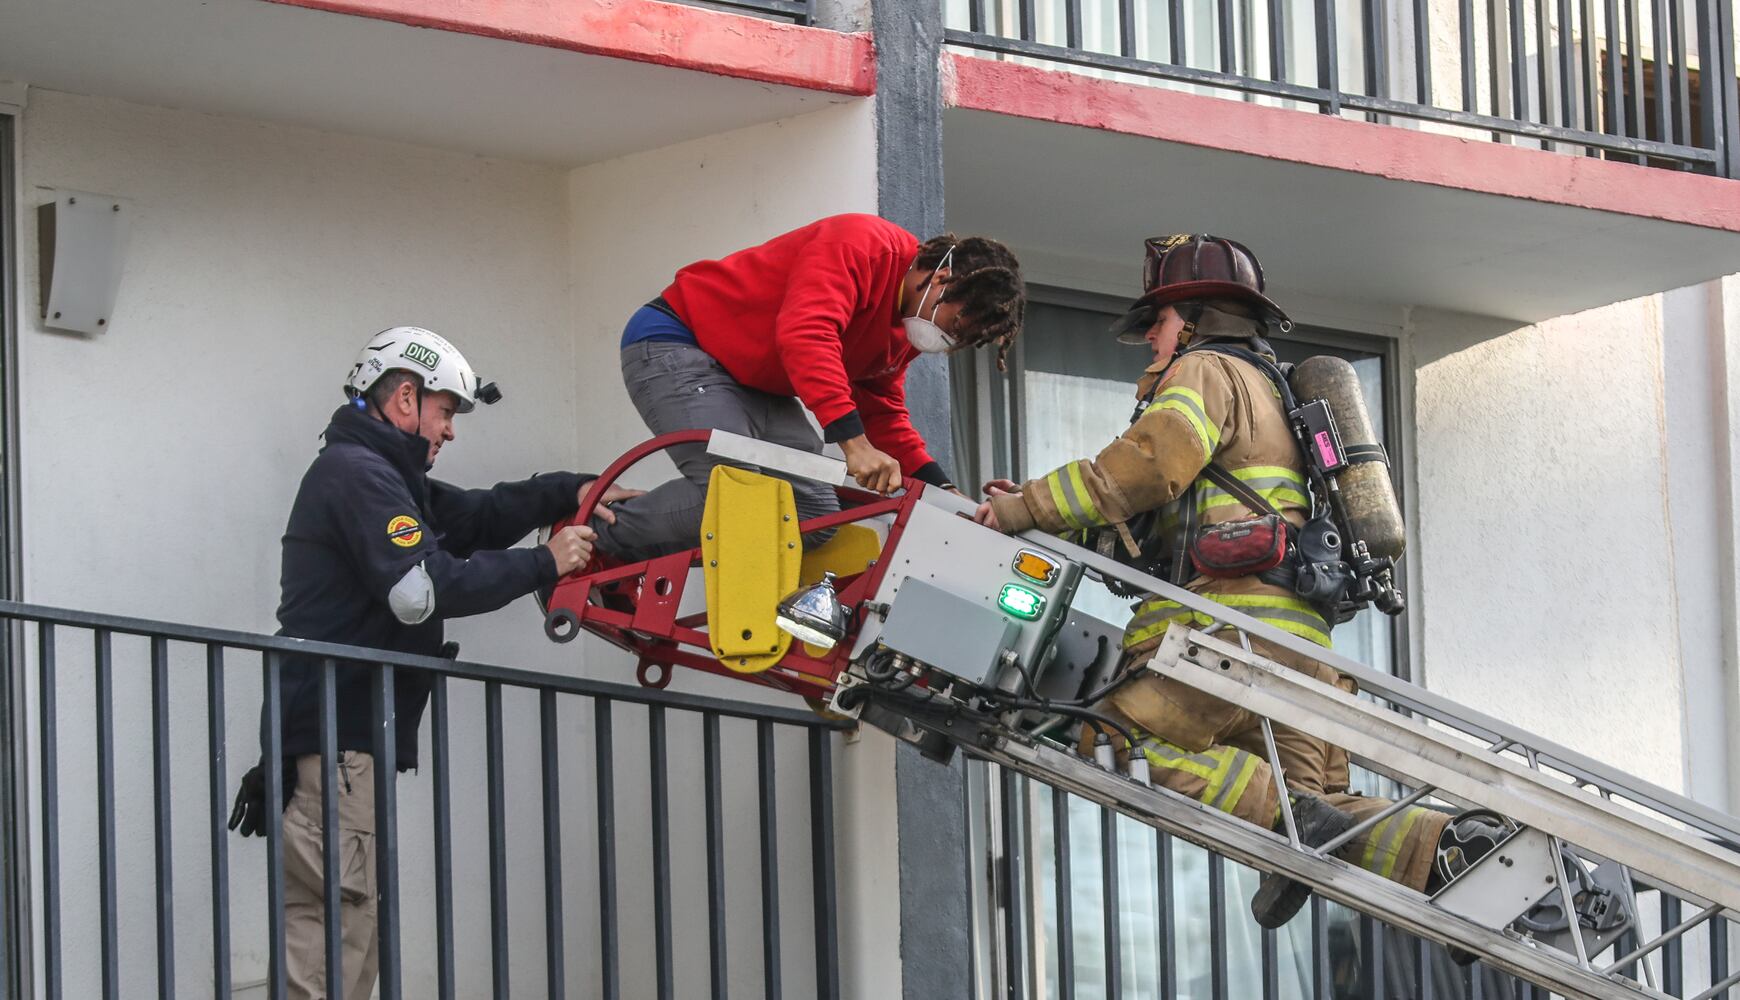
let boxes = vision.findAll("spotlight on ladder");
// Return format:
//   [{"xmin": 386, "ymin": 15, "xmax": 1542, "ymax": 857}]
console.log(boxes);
[{"xmin": 775, "ymin": 571, "xmax": 849, "ymax": 650}]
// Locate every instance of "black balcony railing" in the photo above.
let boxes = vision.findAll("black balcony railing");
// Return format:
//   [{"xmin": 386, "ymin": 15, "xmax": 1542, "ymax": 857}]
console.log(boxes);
[
  {"xmin": 945, "ymin": 0, "xmax": 1740, "ymax": 177},
  {"xmin": 681, "ymin": 0, "xmax": 815, "ymax": 22},
  {"xmin": 8, "ymin": 600, "xmax": 847, "ymax": 1000}
]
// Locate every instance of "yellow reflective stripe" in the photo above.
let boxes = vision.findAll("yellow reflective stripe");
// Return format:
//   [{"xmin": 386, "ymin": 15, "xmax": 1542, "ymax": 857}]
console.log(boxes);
[
  {"xmin": 1359, "ymin": 806, "xmax": 1429, "ymax": 878},
  {"xmin": 1137, "ymin": 740, "xmax": 1220, "ymax": 782},
  {"xmin": 1043, "ymin": 470, "xmax": 1083, "ymax": 531},
  {"xmin": 1064, "ymin": 462, "xmax": 1103, "ymax": 525},
  {"xmin": 1124, "ymin": 593, "xmax": 1332, "ymax": 649},
  {"xmin": 1148, "ymin": 386, "xmax": 1220, "ymax": 461},
  {"xmin": 1196, "ymin": 466, "xmax": 1310, "ymax": 515},
  {"xmin": 1211, "ymin": 751, "xmax": 1263, "ymax": 813}
]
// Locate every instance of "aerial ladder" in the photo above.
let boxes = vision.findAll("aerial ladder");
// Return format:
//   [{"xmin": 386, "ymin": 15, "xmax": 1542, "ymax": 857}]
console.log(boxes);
[{"xmin": 541, "ymin": 429, "xmax": 1740, "ymax": 1000}]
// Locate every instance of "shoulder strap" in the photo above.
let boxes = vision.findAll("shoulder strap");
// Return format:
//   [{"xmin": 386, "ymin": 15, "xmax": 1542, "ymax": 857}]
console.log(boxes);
[{"xmin": 1181, "ymin": 342, "xmax": 1299, "ymax": 411}]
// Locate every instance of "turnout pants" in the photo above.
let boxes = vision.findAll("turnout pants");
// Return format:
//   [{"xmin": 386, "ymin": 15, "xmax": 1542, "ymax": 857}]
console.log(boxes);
[
  {"xmin": 593, "ymin": 340, "xmax": 842, "ymax": 562},
  {"xmin": 1103, "ymin": 636, "xmax": 1449, "ymax": 892},
  {"xmin": 284, "ymin": 752, "xmax": 378, "ymax": 1000}
]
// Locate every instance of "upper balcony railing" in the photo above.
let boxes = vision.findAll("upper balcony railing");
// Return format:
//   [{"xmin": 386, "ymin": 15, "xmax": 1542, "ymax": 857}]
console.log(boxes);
[
  {"xmin": 944, "ymin": 0, "xmax": 1740, "ymax": 177},
  {"xmin": 689, "ymin": 0, "xmax": 816, "ymax": 22}
]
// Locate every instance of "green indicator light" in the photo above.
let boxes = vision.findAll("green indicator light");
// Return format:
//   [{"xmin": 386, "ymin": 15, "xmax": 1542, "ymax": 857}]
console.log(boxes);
[{"xmin": 998, "ymin": 584, "xmax": 1046, "ymax": 620}]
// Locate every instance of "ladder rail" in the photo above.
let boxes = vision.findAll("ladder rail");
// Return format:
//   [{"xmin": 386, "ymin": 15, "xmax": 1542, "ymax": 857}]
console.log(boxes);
[
  {"xmin": 1146, "ymin": 627, "xmax": 1740, "ymax": 916},
  {"xmin": 1018, "ymin": 521, "xmax": 1740, "ymax": 848},
  {"xmin": 972, "ymin": 730, "xmax": 1677, "ymax": 1000}
]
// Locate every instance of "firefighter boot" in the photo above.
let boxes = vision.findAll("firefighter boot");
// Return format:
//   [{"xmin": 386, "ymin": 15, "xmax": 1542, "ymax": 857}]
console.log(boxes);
[{"xmin": 1251, "ymin": 793, "xmax": 1360, "ymax": 929}]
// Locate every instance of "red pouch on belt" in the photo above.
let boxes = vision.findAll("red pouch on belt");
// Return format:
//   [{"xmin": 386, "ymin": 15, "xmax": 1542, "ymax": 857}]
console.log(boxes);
[{"xmin": 1189, "ymin": 515, "xmax": 1289, "ymax": 579}]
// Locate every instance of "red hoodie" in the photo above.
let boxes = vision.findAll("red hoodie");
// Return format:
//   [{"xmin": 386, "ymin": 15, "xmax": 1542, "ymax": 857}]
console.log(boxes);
[{"xmin": 660, "ymin": 214, "xmax": 946, "ymax": 482}]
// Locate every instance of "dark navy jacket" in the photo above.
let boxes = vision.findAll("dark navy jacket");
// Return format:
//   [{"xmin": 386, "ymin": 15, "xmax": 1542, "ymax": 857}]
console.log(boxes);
[{"xmin": 269, "ymin": 403, "xmax": 587, "ymax": 768}]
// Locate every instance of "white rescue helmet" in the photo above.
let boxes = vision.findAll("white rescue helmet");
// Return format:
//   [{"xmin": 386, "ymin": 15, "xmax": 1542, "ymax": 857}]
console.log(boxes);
[{"xmin": 344, "ymin": 326, "xmax": 500, "ymax": 414}]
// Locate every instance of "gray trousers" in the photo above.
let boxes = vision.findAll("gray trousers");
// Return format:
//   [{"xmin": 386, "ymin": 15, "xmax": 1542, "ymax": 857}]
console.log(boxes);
[{"xmin": 593, "ymin": 340, "xmax": 841, "ymax": 561}]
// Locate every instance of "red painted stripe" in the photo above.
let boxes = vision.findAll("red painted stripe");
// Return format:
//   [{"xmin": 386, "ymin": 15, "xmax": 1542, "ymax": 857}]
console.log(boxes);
[
  {"xmin": 265, "ymin": 0, "xmax": 876, "ymax": 96},
  {"xmin": 945, "ymin": 53, "xmax": 1740, "ymax": 232}
]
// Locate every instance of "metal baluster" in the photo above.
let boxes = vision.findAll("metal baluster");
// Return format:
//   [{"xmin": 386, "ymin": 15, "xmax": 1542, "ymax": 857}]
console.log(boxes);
[
  {"xmin": 1272, "ymin": 0, "xmax": 1290, "ymax": 80},
  {"xmin": 1460, "ymin": 0, "xmax": 1478, "ymax": 109},
  {"xmin": 1652, "ymin": 0, "xmax": 1672, "ymax": 141},
  {"xmin": 94, "ymin": 629, "xmax": 119, "ymax": 1000},
  {"xmin": 1019, "ymin": 0, "xmax": 1036, "ymax": 42},
  {"xmin": 759, "ymin": 721, "xmax": 782, "ymax": 1000},
  {"xmin": 319, "ymin": 660, "xmax": 343, "ymax": 1000},
  {"xmin": 152, "ymin": 636, "xmax": 176, "ymax": 999},
  {"xmin": 1053, "ymin": 788, "xmax": 1075, "ymax": 1000},
  {"xmin": 1608, "ymin": 0, "xmax": 1628, "ymax": 136},
  {"xmin": 1311, "ymin": 896, "xmax": 1329, "ymax": 1000},
  {"xmin": 704, "ymin": 713, "xmax": 729, "ymax": 1000},
  {"xmin": 1662, "ymin": 896, "xmax": 1686, "ymax": 995},
  {"xmin": 595, "ymin": 699, "xmax": 620, "ymax": 1000},
  {"xmin": 1171, "ymin": 0, "xmax": 1188, "ymax": 63},
  {"xmin": 1365, "ymin": 0, "xmax": 1389, "ymax": 98},
  {"xmin": 1713, "ymin": 916, "xmax": 1732, "ymax": 1000},
  {"xmin": 1626, "ymin": 0, "xmax": 1646, "ymax": 137},
  {"xmin": 541, "ymin": 690, "xmax": 565, "ymax": 1000},
  {"xmin": 1118, "ymin": 0, "xmax": 1135, "ymax": 57},
  {"xmin": 431, "ymin": 675, "xmax": 456, "ymax": 1000},
  {"xmin": 486, "ymin": 680, "xmax": 510, "ymax": 999},
  {"xmin": 1101, "ymin": 808, "xmax": 1122, "ymax": 1000},
  {"xmin": 1317, "ymin": 0, "xmax": 1343, "ymax": 109},
  {"xmin": 1512, "ymin": 0, "xmax": 1531, "ymax": 120},
  {"xmin": 1067, "ymin": 0, "xmax": 1084, "ymax": 51},
  {"xmin": 207, "ymin": 645, "xmax": 231, "ymax": 1000},
  {"xmin": 1262, "ymin": 926, "xmax": 1279, "ymax": 1000},
  {"xmin": 263, "ymin": 652, "xmax": 287, "ymax": 1000},
  {"xmin": 37, "ymin": 623, "xmax": 61, "ymax": 1000},
  {"xmin": 1415, "ymin": 0, "xmax": 1433, "ymax": 101},
  {"xmin": 1001, "ymin": 768, "xmax": 1030, "ymax": 1000},
  {"xmin": 1221, "ymin": 0, "xmax": 1239, "ymax": 72},
  {"xmin": 970, "ymin": 0, "xmax": 987, "ymax": 34},
  {"xmin": 1209, "ymin": 854, "xmax": 1229, "ymax": 1000},
  {"xmin": 650, "ymin": 705, "xmax": 674, "ymax": 1000},
  {"xmin": 1582, "ymin": 0, "xmax": 1600, "ymax": 134},
  {"xmin": 1669, "ymin": 0, "xmax": 1690, "ymax": 143},
  {"xmin": 373, "ymin": 666, "xmax": 400, "ymax": 1000},
  {"xmin": 810, "ymin": 727, "xmax": 841, "ymax": 1000},
  {"xmin": 1157, "ymin": 834, "xmax": 1176, "ymax": 1000},
  {"xmin": 1360, "ymin": 916, "xmax": 1384, "ymax": 999}
]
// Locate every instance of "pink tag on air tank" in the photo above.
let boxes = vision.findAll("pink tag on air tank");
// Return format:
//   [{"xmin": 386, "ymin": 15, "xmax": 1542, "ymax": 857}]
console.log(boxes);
[{"xmin": 1315, "ymin": 430, "xmax": 1338, "ymax": 467}]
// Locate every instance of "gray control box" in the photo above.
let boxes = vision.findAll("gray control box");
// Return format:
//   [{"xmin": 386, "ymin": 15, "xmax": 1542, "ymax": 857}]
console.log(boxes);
[{"xmin": 879, "ymin": 578, "xmax": 1020, "ymax": 687}]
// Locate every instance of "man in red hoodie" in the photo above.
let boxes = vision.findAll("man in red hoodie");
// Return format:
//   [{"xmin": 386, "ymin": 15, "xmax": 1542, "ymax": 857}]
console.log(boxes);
[{"xmin": 594, "ymin": 213, "xmax": 1025, "ymax": 560}]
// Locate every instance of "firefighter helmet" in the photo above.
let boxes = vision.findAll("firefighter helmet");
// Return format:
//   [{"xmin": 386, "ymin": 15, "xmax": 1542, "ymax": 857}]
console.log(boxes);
[
  {"xmin": 1112, "ymin": 234, "xmax": 1291, "ymax": 344},
  {"xmin": 343, "ymin": 326, "xmax": 500, "ymax": 413}
]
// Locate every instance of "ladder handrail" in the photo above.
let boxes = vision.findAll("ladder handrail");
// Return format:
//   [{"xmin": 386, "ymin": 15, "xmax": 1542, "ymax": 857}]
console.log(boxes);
[
  {"xmin": 1011, "ymin": 519, "xmax": 1740, "ymax": 847},
  {"xmin": 1154, "ymin": 626, "xmax": 1740, "ymax": 915}
]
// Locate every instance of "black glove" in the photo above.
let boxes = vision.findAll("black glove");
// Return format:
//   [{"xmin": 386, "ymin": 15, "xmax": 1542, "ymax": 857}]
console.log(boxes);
[{"xmin": 227, "ymin": 760, "xmax": 296, "ymax": 838}]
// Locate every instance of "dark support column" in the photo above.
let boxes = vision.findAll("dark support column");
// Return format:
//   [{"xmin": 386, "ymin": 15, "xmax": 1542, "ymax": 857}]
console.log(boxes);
[{"xmin": 873, "ymin": 0, "xmax": 971, "ymax": 996}]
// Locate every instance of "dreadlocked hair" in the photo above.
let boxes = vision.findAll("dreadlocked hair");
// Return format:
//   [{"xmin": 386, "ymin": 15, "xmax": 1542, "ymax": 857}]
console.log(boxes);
[{"xmin": 916, "ymin": 234, "xmax": 1026, "ymax": 371}]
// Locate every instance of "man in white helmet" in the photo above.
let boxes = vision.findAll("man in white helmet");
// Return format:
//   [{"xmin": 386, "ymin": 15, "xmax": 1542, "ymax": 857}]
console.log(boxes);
[{"xmin": 226, "ymin": 327, "xmax": 636, "ymax": 1000}]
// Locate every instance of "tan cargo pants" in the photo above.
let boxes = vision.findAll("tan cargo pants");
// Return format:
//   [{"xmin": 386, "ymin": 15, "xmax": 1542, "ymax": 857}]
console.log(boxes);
[
  {"xmin": 284, "ymin": 752, "xmax": 379, "ymax": 1000},
  {"xmin": 1100, "ymin": 635, "xmax": 1449, "ymax": 892}
]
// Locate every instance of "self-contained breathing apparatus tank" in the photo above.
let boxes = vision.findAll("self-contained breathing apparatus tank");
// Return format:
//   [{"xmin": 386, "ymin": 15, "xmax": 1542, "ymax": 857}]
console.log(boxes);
[{"xmin": 1284, "ymin": 355, "xmax": 1407, "ymax": 620}]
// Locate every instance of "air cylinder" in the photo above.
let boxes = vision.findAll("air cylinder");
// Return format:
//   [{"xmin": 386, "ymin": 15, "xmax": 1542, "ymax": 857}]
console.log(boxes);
[{"xmin": 1291, "ymin": 356, "xmax": 1406, "ymax": 560}]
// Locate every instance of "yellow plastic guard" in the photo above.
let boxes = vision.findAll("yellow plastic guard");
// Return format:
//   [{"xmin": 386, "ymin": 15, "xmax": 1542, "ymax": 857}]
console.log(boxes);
[
  {"xmin": 701, "ymin": 466, "xmax": 801, "ymax": 673},
  {"xmin": 798, "ymin": 524, "xmax": 883, "ymax": 586}
]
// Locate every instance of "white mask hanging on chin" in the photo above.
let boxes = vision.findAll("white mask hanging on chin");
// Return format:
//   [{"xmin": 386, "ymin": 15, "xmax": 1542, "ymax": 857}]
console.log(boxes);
[{"xmin": 902, "ymin": 245, "xmax": 957, "ymax": 354}]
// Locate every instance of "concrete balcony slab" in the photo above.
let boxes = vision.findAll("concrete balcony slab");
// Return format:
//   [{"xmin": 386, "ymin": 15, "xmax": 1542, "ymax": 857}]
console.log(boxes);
[{"xmin": 0, "ymin": 0, "xmax": 872, "ymax": 166}]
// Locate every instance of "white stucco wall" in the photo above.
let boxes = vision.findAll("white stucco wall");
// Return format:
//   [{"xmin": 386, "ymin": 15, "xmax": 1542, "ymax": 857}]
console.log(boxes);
[
  {"xmin": 11, "ymin": 89, "xmax": 900, "ymax": 1000},
  {"xmin": 566, "ymin": 98, "xmax": 904, "ymax": 1000},
  {"xmin": 1410, "ymin": 295, "xmax": 1691, "ymax": 792}
]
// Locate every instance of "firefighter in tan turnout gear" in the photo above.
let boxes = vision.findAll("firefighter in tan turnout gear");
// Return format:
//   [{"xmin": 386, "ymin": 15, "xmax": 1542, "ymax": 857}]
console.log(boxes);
[{"xmin": 975, "ymin": 235, "xmax": 1451, "ymax": 928}]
